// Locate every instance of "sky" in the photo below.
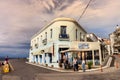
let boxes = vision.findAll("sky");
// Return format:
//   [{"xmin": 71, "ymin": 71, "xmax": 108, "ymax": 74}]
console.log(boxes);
[{"xmin": 0, "ymin": 0, "xmax": 120, "ymax": 58}]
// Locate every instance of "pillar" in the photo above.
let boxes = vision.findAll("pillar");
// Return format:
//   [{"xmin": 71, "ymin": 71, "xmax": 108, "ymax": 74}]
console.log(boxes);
[
  {"xmin": 34, "ymin": 55, "xmax": 36, "ymax": 63},
  {"xmin": 92, "ymin": 50, "xmax": 95, "ymax": 66},
  {"xmin": 99, "ymin": 48, "xmax": 102, "ymax": 65},
  {"xmin": 38, "ymin": 55, "xmax": 40, "ymax": 64},
  {"xmin": 46, "ymin": 54, "xmax": 50, "ymax": 64},
  {"xmin": 29, "ymin": 53, "xmax": 33, "ymax": 62},
  {"xmin": 82, "ymin": 51, "xmax": 85, "ymax": 60},
  {"xmin": 42, "ymin": 54, "xmax": 45, "ymax": 64}
]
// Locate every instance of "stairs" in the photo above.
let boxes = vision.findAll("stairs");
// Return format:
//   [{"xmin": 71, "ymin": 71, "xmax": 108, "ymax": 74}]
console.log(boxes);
[{"xmin": 102, "ymin": 55, "xmax": 115, "ymax": 67}]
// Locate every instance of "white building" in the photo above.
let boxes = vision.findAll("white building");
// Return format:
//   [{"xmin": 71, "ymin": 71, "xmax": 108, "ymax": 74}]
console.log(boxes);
[
  {"xmin": 110, "ymin": 26, "xmax": 120, "ymax": 54},
  {"xmin": 29, "ymin": 17, "xmax": 102, "ymax": 68}
]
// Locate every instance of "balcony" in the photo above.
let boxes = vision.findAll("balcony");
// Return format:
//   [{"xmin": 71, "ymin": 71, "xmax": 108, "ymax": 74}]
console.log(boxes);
[
  {"xmin": 35, "ymin": 44, "xmax": 38, "ymax": 48},
  {"xmin": 114, "ymin": 36, "xmax": 120, "ymax": 43},
  {"xmin": 114, "ymin": 43, "xmax": 120, "ymax": 47},
  {"xmin": 114, "ymin": 28, "xmax": 120, "ymax": 35},
  {"xmin": 42, "ymin": 38, "xmax": 47, "ymax": 45},
  {"xmin": 59, "ymin": 34, "xmax": 69, "ymax": 41}
]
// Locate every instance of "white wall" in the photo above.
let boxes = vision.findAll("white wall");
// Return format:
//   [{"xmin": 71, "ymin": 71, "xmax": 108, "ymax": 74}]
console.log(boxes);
[{"xmin": 29, "ymin": 19, "xmax": 87, "ymax": 63}]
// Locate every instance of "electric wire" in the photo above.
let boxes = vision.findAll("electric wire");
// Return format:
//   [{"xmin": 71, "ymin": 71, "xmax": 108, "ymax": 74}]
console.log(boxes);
[{"xmin": 78, "ymin": 0, "xmax": 93, "ymax": 21}]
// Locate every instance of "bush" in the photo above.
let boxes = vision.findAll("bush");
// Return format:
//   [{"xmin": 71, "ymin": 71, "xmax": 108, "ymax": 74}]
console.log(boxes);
[{"xmin": 87, "ymin": 61, "xmax": 93, "ymax": 69}]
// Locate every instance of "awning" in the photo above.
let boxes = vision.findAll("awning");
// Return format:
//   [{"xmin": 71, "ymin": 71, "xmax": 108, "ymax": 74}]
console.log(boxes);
[
  {"xmin": 60, "ymin": 48, "xmax": 98, "ymax": 53},
  {"xmin": 32, "ymin": 46, "xmax": 53, "ymax": 55}
]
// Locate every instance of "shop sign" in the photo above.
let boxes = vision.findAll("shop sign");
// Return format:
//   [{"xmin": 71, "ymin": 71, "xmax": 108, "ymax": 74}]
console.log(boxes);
[{"xmin": 78, "ymin": 43, "xmax": 89, "ymax": 49}]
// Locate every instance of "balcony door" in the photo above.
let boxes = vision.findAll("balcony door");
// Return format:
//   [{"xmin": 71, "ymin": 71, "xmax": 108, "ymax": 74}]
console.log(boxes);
[{"xmin": 61, "ymin": 26, "xmax": 66, "ymax": 34}]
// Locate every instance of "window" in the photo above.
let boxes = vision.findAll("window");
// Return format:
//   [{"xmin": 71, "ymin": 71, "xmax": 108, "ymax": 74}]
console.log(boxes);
[
  {"xmin": 83, "ymin": 35, "xmax": 85, "ymax": 41},
  {"xmin": 37, "ymin": 38, "xmax": 39, "ymax": 42},
  {"xmin": 41, "ymin": 35, "xmax": 42, "ymax": 40},
  {"xmin": 80, "ymin": 32, "xmax": 82, "ymax": 41},
  {"xmin": 50, "ymin": 29, "xmax": 52, "ymax": 38},
  {"xmin": 60, "ymin": 26, "xmax": 66, "ymax": 34},
  {"xmin": 45, "ymin": 32, "xmax": 47, "ymax": 38},
  {"xmin": 76, "ymin": 29, "xmax": 77, "ymax": 41}
]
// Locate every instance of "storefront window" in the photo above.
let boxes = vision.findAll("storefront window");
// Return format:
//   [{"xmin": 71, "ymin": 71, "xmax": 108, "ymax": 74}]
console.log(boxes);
[
  {"xmin": 86, "ymin": 51, "xmax": 93, "ymax": 62},
  {"xmin": 94, "ymin": 50, "xmax": 100, "ymax": 65}
]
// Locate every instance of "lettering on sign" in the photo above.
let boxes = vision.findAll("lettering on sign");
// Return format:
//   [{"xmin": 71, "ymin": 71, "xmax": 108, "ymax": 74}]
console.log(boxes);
[{"xmin": 78, "ymin": 43, "xmax": 89, "ymax": 49}]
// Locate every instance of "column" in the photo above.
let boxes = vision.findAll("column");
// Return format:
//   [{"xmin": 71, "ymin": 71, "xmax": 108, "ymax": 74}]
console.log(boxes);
[
  {"xmin": 34, "ymin": 55, "xmax": 36, "ymax": 63},
  {"xmin": 46, "ymin": 54, "xmax": 50, "ymax": 64},
  {"xmin": 42, "ymin": 54, "xmax": 45, "ymax": 64},
  {"xmin": 92, "ymin": 50, "xmax": 95, "ymax": 66},
  {"xmin": 38, "ymin": 55, "xmax": 40, "ymax": 64},
  {"xmin": 99, "ymin": 48, "xmax": 102, "ymax": 65},
  {"xmin": 29, "ymin": 53, "xmax": 32, "ymax": 62},
  {"xmin": 82, "ymin": 51, "xmax": 85, "ymax": 60}
]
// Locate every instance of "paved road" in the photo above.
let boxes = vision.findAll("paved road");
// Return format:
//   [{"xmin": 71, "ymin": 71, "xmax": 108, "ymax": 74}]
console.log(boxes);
[
  {"xmin": 2, "ymin": 58, "xmax": 120, "ymax": 80},
  {"xmin": 35, "ymin": 70, "xmax": 120, "ymax": 80},
  {"xmin": 2, "ymin": 59, "xmax": 58, "ymax": 80}
]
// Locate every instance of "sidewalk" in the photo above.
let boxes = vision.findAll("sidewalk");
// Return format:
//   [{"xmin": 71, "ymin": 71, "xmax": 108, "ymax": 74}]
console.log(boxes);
[{"xmin": 26, "ymin": 62, "xmax": 119, "ymax": 73}]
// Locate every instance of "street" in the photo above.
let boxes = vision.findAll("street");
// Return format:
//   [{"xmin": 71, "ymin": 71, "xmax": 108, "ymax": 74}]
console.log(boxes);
[
  {"xmin": 2, "ymin": 59, "xmax": 58, "ymax": 80},
  {"xmin": 2, "ymin": 59, "xmax": 120, "ymax": 80}
]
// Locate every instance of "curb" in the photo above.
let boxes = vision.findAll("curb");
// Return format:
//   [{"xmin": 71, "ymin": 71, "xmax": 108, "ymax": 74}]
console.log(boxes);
[{"xmin": 26, "ymin": 62, "xmax": 110, "ymax": 73}]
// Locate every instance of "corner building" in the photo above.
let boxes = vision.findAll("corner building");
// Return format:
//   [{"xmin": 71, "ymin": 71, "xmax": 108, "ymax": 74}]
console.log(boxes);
[{"xmin": 29, "ymin": 17, "xmax": 102, "ymax": 68}]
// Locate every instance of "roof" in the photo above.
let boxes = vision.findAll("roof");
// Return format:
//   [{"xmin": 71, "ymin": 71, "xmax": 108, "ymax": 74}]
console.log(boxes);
[{"xmin": 31, "ymin": 17, "xmax": 87, "ymax": 39}]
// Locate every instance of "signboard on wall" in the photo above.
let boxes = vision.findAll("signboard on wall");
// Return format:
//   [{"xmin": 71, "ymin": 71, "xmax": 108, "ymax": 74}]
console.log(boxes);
[{"xmin": 78, "ymin": 43, "xmax": 89, "ymax": 49}]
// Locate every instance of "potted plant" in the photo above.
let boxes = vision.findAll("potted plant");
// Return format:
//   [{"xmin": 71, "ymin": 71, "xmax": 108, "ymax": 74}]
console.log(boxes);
[{"xmin": 87, "ymin": 61, "xmax": 93, "ymax": 69}]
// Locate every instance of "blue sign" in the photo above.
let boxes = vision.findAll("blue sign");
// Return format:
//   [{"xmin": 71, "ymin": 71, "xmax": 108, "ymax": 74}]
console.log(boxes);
[{"xmin": 78, "ymin": 43, "xmax": 89, "ymax": 49}]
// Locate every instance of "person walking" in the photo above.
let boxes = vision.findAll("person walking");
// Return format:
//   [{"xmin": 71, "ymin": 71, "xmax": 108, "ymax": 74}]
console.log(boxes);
[
  {"xmin": 73, "ymin": 57, "xmax": 78, "ymax": 71},
  {"xmin": 82, "ymin": 60, "xmax": 85, "ymax": 72}
]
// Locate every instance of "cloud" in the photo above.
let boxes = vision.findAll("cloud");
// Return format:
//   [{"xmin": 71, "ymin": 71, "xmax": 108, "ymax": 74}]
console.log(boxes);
[{"xmin": 0, "ymin": 0, "xmax": 120, "ymax": 57}]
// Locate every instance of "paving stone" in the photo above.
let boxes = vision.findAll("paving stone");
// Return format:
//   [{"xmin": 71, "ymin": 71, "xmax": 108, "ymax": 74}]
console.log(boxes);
[{"xmin": 2, "ymin": 75, "xmax": 21, "ymax": 80}]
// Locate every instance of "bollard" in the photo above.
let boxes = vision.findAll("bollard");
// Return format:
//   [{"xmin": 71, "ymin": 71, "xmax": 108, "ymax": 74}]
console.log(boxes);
[{"xmin": 100, "ymin": 65, "xmax": 103, "ymax": 72}]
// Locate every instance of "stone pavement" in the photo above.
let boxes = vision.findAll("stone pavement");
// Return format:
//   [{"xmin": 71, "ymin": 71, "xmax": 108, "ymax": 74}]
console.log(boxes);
[
  {"xmin": 2, "ymin": 59, "xmax": 58, "ymax": 80},
  {"xmin": 2, "ymin": 75, "xmax": 21, "ymax": 80},
  {"xmin": 35, "ymin": 68, "xmax": 120, "ymax": 80},
  {"xmin": 1, "ymin": 58, "xmax": 120, "ymax": 80},
  {"xmin": 27, "ymin": 62, "xmax": 119, "ymax": 73}
]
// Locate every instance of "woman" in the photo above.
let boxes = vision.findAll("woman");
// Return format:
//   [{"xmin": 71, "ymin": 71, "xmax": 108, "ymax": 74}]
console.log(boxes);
[
  {"xmin": 73, "ymin": 57, "xmax": 78, "ymax": 71},
  {"xmin": 82, "ymin": 60, "xmax": 85, "ymax": 72}
]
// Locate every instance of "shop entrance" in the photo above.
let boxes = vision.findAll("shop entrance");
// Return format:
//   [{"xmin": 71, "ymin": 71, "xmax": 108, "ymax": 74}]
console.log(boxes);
[{"xmin": 60, "ymin": 50, "xmax": 100, "ymax": 69}]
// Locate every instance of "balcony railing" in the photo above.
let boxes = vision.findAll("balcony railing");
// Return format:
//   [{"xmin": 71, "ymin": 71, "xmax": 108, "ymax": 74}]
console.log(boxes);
[
  {"xmin": 59, "ymin": 34, "xmax": 69, "ymax": 41},
  {"xmin": 42, "ymin": 38, "xmax": 47, "ymax": 45}
]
